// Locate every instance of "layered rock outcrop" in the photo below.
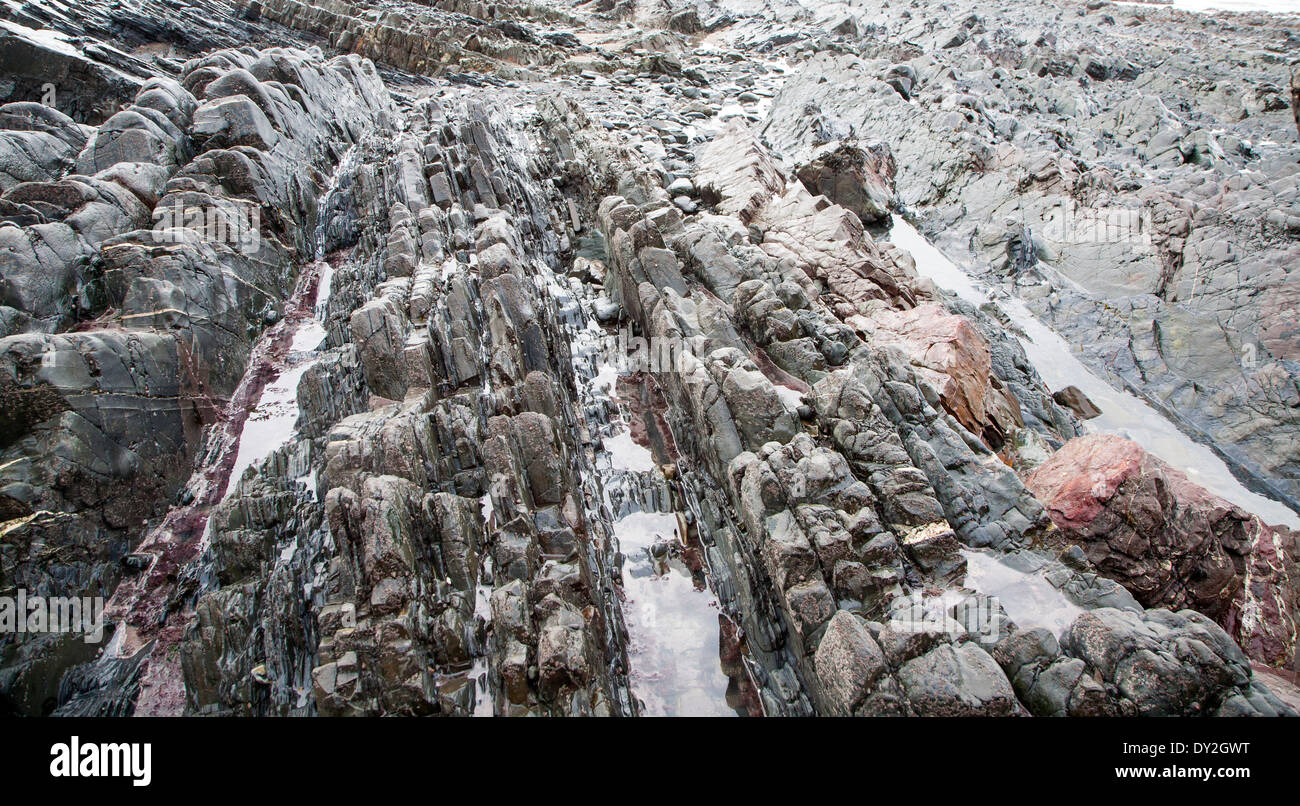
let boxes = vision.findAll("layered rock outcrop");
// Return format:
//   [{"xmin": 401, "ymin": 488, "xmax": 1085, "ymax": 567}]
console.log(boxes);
[
  {"xmin": 1, "ymin": 25, "xmax": 395, "ymax": 713},
  {"xmin": 2, "ymin": 0, "xmax": 1297, "ymax": 719}
]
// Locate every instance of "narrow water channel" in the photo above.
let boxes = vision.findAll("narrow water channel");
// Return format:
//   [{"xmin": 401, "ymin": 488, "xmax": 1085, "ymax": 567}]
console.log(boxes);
[
  {"xmin": 93, "ymin": 147, "xmax": 359, "ymax": 715},
  {"xmin": 222, "ymin": 261, "xmax": 331, "ymax": 502},
  {"xmin": 605, "ymin": 442, "xmax": 740, "ymax": 716},
  {"xmin": 557, "ymin": 232, "xmax": 746, "ymax": 716}
]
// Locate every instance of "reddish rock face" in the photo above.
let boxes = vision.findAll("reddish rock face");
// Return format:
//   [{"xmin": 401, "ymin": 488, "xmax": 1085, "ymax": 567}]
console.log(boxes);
[
  {"xmin": 857, "ymin": 302, "xmax": 1022, "ymax": 449},
  {"xmin": 1027, "ymin": 433, "xmax": 1298, "ymax": 667}
]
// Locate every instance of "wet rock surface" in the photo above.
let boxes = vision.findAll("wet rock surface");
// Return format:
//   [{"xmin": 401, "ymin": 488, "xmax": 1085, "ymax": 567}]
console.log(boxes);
[
  {"xmin": 760, "ymin": 0, "xmax": 1300, "ymax": 515},
  {"xmin": 0, "ymin": 0, "xmax": 1297, "ymax": 717}
]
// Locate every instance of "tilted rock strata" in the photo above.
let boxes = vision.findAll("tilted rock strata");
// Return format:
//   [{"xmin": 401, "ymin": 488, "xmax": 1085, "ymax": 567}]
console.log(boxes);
[
  {"xmin": 1, "ymin": 33, "xmax": 394, "ymax": 713},
  {"xmin": 0, "ymin": 0, "xmax": 1296, "ymax": 717}
]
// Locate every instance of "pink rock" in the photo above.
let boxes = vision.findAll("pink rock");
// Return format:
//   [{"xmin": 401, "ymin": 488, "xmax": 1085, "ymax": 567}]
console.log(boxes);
[
  {"xmin": 860, "ymin": 302, "xmax": 1022, "ymax": 448},
  {"xmin": 1027, "ymin": 433, "xmax": 1298, "ymax": 667}
]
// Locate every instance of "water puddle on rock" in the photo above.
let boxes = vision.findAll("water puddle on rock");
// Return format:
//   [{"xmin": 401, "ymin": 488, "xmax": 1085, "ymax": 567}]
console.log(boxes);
[
  {"xmin": 558, "ymin": 239, "xmax": 743, "ymax": 715},
  {"xmin": 888, "ymin": 214, "xmax": 1300, "ymax": 530},
  {"xmin": 614, "ymin": 507, "xmax": 738, "ymax": 716},
  {"xmin": 591, "ymin": 382, "xmax": 744, "ymax": 716},
  {"xmin": 961, "ymin": 549, "xmax": 1083, "ymax": 637},
  {"xmin": 603, "ymin": 429, "xmax": 656, "ymax": 473},
  {"xmin": 471, "ymin": 558, "xmax": 495, "ymax": 718}
]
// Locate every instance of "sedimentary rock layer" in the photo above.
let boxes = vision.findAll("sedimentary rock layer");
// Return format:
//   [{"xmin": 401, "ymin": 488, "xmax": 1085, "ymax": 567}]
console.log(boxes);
[{"xmin": 1, "ymin": 0, "xmax": 1297, "ymax": 717}]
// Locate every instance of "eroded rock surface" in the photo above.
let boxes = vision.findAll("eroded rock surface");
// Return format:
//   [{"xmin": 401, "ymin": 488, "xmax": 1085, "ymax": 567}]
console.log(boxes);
[
  {"xmin": 761, "ymin": 0, "xmax": 1300, "ymax": 514},
  {"xmin": 1029, "ymin": 434, "xmax": 1299, "ymax": 668},
  {"xmin": 1, "ymin": 0, "xmax": 1297, "ymax": 718}
]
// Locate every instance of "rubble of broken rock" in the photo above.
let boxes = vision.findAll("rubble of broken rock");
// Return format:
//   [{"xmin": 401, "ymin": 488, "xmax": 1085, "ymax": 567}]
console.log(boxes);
[{"xmin": 0, "ymin": 0, "xmax": 1297, "ymax": 717}]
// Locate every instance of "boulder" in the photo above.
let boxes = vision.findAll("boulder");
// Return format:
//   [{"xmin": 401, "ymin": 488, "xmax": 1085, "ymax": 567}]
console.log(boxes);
[
  {"xmin": 1028, "ymin": 434, "xmax": 1297, "ymax": 666},
  {"xmin": 795, "ymin": 141, "xmax": 897, "ymax": 225}
]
